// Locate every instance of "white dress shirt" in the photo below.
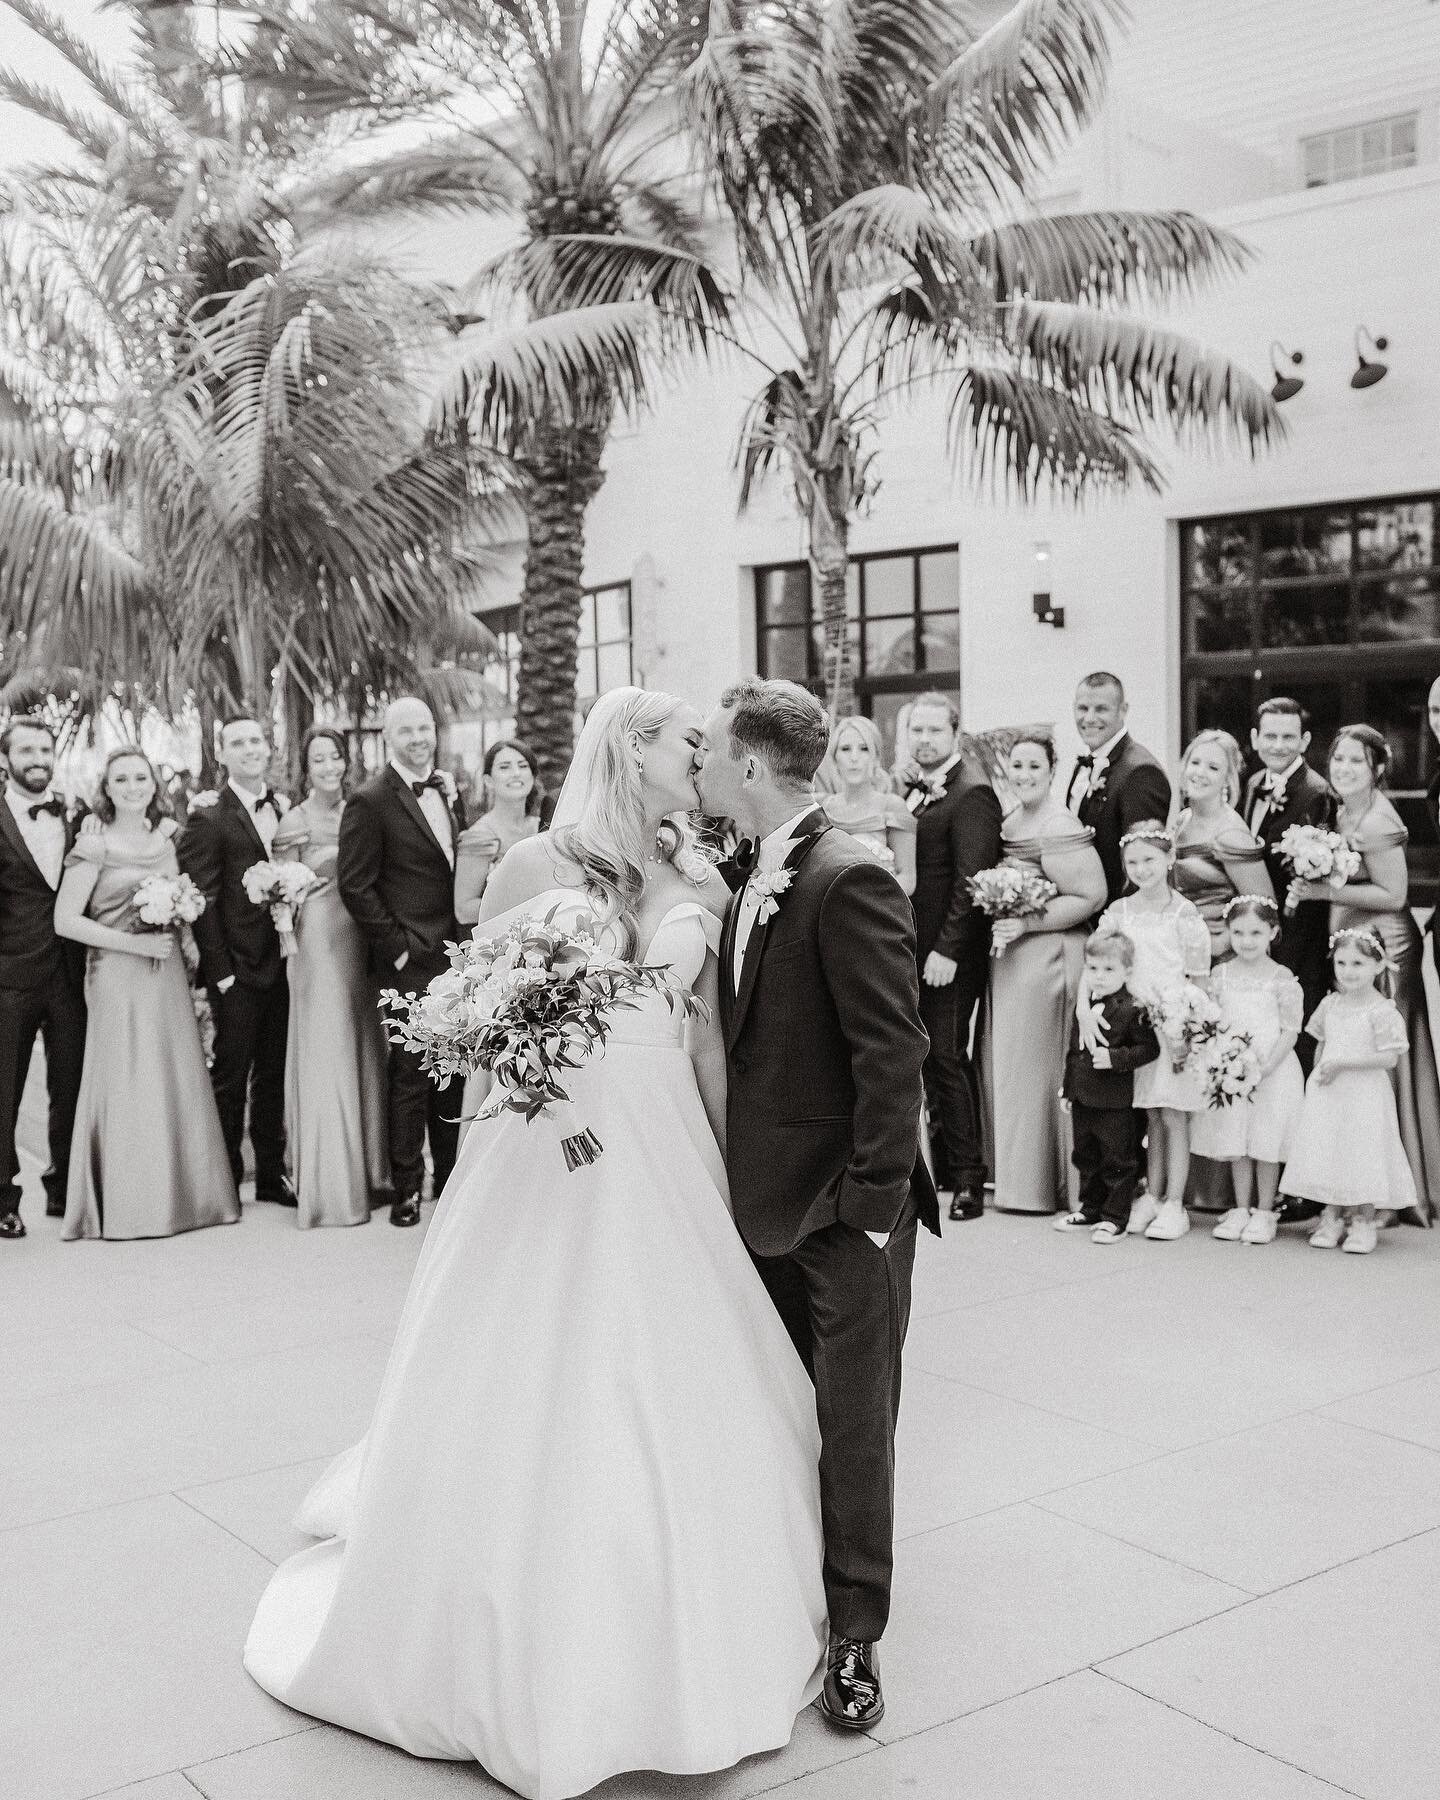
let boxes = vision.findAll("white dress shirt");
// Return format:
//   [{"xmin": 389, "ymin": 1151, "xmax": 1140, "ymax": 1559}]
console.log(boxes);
[
  {"xmin": 1066, "ymin": 728, "xmax": 1127, "ymax": 814},
  {"xmin": 904, "ymin": 750, "xmax": 962, "ymax": 814},
  {"xmin": 5, "ymin": 782, "xmax": 65, "ymax": 889},
  {"xmin": 1248, "ymin": 756, "xmax": 1305, "ymax": 833},
  {"xmin": 731, "ymin": 805, "xmax": 816, "ymax": 989},
  {"xmin": 229, "ymin": 779, "xmax": 279, "ymax": 854},
  {"xmin": 390, "ymin": 759, "xmax": 454, "ymax": 868}
]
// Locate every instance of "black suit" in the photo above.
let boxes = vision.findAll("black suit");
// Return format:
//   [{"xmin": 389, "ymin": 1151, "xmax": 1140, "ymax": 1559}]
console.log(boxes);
[
  {"xmin": 1243, "ymin": 762, "xmax": 1336, "ymax": 1072},
  {"xmin": 908, "ymin": 761, "xmax": 1003, "ymax": 1189},
  {"xmin": 721, "ymin": 812, "xmax": 937, "ymax": 1643},
  {"xmin": 338, "ymin": 766, "xmax": 466, "ymax": 1202},
  {"xmin": 178, "ymin": 786, "xmax": 290, "ymax": 1195},
  {"xmin": 1063, "ymin": 988, "xmax": 1159, "ymax": 1230},
  {"xmin": 1066, "ymin": 734, "xmax": 1172, "ymax": 906},
  {"xmin": 0, "ymin": 800, "xmax": 86, "ymax": 1219}
]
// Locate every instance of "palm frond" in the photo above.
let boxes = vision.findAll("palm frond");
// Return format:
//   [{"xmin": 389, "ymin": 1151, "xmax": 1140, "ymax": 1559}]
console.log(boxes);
[
  {"xmin": 930, "ymin": 0, "xmax": 1127, "ymax": 195},
  {"xmin": 0, "ymin": 0, "xmax": 155, "ymax": 132},
  {"xmin": 972, "ymin": 209, "xmax": 1253, "ymax": 306},
  {"xmin": 430, "ymin": 301, "xmax": 660, "ymax": 444},
  {"xmin": 1002, "ymin": 299, "xmax": 1281, "ymax": 448},
  {"xmin": 734, "ymin": 368, "xmax": 815, "ymax": 508},
  {"xmin": 0, "ymin": 476, "xmax": 152, "ymax": 658},
  {"xmin": 287, "ymin": 144, "xmax": 519, "ymax": 226},
  {"xmin": 945, "ymin": 365, "xmax": 1163, "ymax": 498},
  {"xmin": 0, "ymin": 71, "xmax": 121, "ymax": 167},
  {"xmin": 812, "ymin": 183, "xmax": 986, "ymax": 300},
  {"xmin": 473, "ymin": 234, "xmax": 732, "ymax": 340}
]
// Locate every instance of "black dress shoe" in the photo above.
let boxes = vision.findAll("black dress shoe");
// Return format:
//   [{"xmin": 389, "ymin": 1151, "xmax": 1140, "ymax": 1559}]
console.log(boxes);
[
  {"xmin": 390, "ymin": 1196, "xmax": 422, "ymax": 1228},
  {"xmin": 255, "ymin": 1178, "xmax": 298, "ymax": 1208},
  {"xmin": 820, "ymin": 1637, "xmax": 884, "ymax": 1731},
  {"xmin": 948, "ymin": 1186, "xmax": 984, "ymax": 1222},
  {"xmin": 45, "ymin": 1193, "xmax": 65, "ymax": 1219},
  {"xmin": 0, "ymin": 1213, "xmax": 26, "ymax": 1239}
]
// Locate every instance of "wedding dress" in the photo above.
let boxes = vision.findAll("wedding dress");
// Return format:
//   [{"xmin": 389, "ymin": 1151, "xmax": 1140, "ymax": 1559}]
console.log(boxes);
[{"xmin": 244, "ymin": 889, "xmax": 827, "ymax": 1800}]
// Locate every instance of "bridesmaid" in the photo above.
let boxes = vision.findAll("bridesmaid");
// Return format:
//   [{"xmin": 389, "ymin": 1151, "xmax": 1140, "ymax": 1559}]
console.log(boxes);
[
  {"xmin": 1290, "ymin": 724, "xmax": 1440, "ymax": 1223},
  {"xmin": 55, "ymin": 748, "xmax": 239, "ymax": 1240},
  {"xmin": 454, "ymin": 740, "xmax": 543, "ymax": 926},
  {"xmin": 1172, "ymin": 730, "xmax": 1274, "ymax": 959},
  {"xmin": 988, "ymin": 735, "xmax": 1108, "ymax": 1212},
  {"xmin": 273, "ymin": 727, "xmax": 389, "ymax": 1228},
  {"xmin": 821, "ymin": 716, "xmax": 916, "ymax": 894}
]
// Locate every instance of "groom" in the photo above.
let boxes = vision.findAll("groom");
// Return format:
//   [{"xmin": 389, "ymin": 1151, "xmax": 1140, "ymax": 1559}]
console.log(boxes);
[{"xmin": 697, "ymin": 678, "xmax": 939, "ymax": 1733}]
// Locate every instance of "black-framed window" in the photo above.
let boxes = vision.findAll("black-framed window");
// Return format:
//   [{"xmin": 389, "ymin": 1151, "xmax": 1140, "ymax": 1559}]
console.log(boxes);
[
  {"xmin": 475, "ymin": 602, "xmax": 522, "ymax": 753},
  {"xmin": 755, "ymin": 544, "xmax": 960, "ymax": 696},
  {"xmin": 578, "ymin": 580, "xmax": 633, "ymax": 701},
  {"xmin": 1181, "ymin": 494, "xmax": 1440, "ymax": 886}
]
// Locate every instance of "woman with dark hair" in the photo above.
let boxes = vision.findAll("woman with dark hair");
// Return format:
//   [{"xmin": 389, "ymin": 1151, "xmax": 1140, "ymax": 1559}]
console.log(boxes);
[
  {"xmin": 272, "ymin": 727, "xmax": 389, "ymax": 1226},
  {"xmin": 986, "ymin": 733, "xmax": 1108, "ymax": 1212},
  {"xmin": 55, "ymin": 747, "xmax": 238, "ymax": 1238},
  {"xmin": 1289, "ymin": 724, "xmax": 1440, "ymax": 1220},
  {"xmin": 454, "ymin": 739, "xmax": 543, "ymax": 926}
]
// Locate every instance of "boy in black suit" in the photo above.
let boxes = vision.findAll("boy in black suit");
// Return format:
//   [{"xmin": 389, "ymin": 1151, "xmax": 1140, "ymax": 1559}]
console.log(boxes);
[
  {"xmin": 1242, "ymin": 697, "xmax": 1335, "ymax": 1073},
  {"xmin": 178, "ymin": 716, "xmax": 295, "ymax": 1207},
  {"xmin": 1058, "ymin": 929, "xmax": 1160, "ymax": 1243}
]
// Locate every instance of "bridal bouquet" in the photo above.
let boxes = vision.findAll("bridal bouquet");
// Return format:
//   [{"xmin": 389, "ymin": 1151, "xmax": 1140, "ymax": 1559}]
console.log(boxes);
[
  {"xmin": 242, "ymin": 860, "xmax": 319, "ymax": 956},
  {"xmin": 381, "ymin": 912, "xmax": 705, "ymax": 1173},
  {"xmin": 1149, "ymin": 982, "xmax": 1222, "ymax": 1073},
  {"xmin": 1194, "ymin": 1027, "xmax": 1261, "ymax": 1109},
  {"xmin": 1276, "ymin": 825, "xmax": 1361, "ymax": 913},
  {"xmin": 967, "ymin": 865, "xmax": 1058, "ymax": 953},
  {"xmin": 130, "ymin": 872, "xmax": 206, "ymax": 929}
]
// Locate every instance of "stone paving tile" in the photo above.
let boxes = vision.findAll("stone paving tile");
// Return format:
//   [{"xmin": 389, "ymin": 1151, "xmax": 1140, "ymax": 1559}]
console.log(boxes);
[
  {"xmin": 1320, "ymin": 1367, "xmax": 1440, "ymax": 1454},
  {"xmin": 86, "ymin": 1776, "xmax": 209, "ymax": 1800},
  {"xmin": 1102, "ymin": 1524, "xmax": 1440, "ymax": 1800},
  {"xmin": 177, "ymin": 1459, "xmax": 333, "ymax": 1566}
]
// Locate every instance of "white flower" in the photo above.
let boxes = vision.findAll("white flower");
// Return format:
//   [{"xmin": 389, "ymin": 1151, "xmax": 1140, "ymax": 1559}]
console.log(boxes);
[{"xmin": 751, "ymin": 866, "xmax": 794, "ymax": 925}]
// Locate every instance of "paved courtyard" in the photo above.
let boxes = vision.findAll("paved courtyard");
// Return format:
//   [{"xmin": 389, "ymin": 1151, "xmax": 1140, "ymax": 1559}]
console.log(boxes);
[{"xmin": 7, "ymin": 1082, "xmax": 1440, "ymax": 1800}]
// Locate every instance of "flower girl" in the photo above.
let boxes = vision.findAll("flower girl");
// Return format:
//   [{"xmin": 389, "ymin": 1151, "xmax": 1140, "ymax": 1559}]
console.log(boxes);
[
  {"xmin": 1281, "ymin": 926, "xmax": 1416, "ymax": 1254},
  {"xmin": 1093, "ymin": 822, "xmax": 1211, "ymax": 1241},
  {"xmin": 1191, "ymin": 896, "xmax": 1305, "ymax": 1244}
]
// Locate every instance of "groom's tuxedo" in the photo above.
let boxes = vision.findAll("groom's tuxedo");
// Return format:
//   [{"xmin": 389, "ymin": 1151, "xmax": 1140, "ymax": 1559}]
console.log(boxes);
[{"xmin": 721, "ymin": 808, "xmax": 937, "ymax": 1644}]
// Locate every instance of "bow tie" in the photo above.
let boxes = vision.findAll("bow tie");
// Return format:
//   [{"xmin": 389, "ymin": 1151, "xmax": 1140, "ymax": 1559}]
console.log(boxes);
[
  {"xmin": 731, "ymin": 837, "xmax": 759, "ymax": 878},
  {"xmin": 410, "ymin": 773, "xmax": 446, "ymax": 799},
  {"xmin": 1074, "ymin": 753, "xmax": 1096, "ymax": 770},
  {"xmin": 26, "ymin": 796, "xmax": 65, "ymax": 821},
  {"xmin": 252, "ymin": 789, "xmax": 279, "ymax": 814}
]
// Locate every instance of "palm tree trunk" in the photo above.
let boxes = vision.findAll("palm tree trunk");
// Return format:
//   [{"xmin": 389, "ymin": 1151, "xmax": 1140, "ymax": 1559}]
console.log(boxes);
[
  {"xmin": 515, "ymin": 417, "xmax": 609, "ymax": 794},
  {"xmin": 809, "ymin": 475, "xmax": 857, "ymax": 719}
]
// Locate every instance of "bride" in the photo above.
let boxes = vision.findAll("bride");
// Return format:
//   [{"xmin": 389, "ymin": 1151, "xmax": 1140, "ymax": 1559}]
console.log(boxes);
[{"xmin": 243, "ymin": 688, "xmax": 828, "ymax": 1800}]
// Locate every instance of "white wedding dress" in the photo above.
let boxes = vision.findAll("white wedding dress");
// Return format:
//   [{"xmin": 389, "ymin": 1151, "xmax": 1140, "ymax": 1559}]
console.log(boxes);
[{"xmin": 244, "ymin": 891, "xmax": 827, "ymax": 1800}]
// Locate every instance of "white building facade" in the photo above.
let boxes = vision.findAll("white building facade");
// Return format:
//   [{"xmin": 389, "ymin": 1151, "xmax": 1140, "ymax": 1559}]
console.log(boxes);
[{"xmin": 445, "ymin": 0, "xmax": 1440, "ymax": 863}]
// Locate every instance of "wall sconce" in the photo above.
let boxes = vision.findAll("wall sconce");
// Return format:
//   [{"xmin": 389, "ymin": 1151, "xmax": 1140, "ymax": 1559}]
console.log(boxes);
[
  {"xmin": 1351, "ymin": 328, "xmax": 1389, "ymax": 390},
  {"xmin": 1031, "ymin": 544, "xmax": 1064, "ymax": 626},
  {"xmin": 1269, "ymin": 341, "xmax": 1304, "ymax": 402}
]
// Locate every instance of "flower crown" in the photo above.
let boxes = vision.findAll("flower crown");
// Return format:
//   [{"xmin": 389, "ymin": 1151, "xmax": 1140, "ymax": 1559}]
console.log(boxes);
[
  {"xmin": 1223, "ymin": 894, "xmax": 1279, "ymax": 921},
  {"xmin": 1119, "ymin": 822, "xmax": 1173, "ymax": 852},
  {"xmin": 1328, "ymin": 925, "xmax": 1395, "ymax": 968}
]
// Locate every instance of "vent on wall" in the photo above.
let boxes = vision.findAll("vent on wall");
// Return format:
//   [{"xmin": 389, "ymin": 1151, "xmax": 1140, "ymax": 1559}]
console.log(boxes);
[{"xmin": 1302, "ymin": 114, "xmax": 1418, "ymax": 189}]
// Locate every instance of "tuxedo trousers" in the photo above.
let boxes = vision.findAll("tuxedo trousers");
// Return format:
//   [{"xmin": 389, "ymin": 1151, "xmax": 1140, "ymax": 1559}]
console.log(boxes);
[
  {"xmin": 753, "ymin": 1215, "xmax": 916, "ymax": 1643},
  {"xmin": 0, "ymin": 968, "xmax": 85, "ymax": 1215},
  {"xmin": 1276, "ymin": 900, "xmax": 1331, "ymax": 1076},
  {"xmin": 919, "ymin": 955, "xmax": 988, "ymax": 1187},
  {"xmin": 211, "ymin": 977, "xmax": 289, "ymax": 1192}
]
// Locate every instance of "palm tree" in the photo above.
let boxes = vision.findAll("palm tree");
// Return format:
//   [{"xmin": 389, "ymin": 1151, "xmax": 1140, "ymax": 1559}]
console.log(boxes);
[
  {"xmin": 680, "ymin": 0, "xmax": 1282, "ymax": 716},
  {"xmin": 202, "ymin": 0, "xmax": 729, "ymax": 789},
  {"xmin": 0, "ymin": 0, "xmax": 515, "ymax": 769}
]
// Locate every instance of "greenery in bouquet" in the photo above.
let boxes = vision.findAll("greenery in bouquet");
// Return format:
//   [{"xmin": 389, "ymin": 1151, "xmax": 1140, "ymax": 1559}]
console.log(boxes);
[
  {"xmin": 242, "ymin": 861, "xmax": 321, "ymax": 955},
  {"xmin": 1150, "ymin": 983, "xmax": 1222, "ymax": 1073},
  {"xmin": 130, "ymin": 873, "xmax": 206, "ymax": 929},
  {"xmin": 382, "ymin": 912, "xmax": 706, "ymax": 1172},
  {"xmin": 967, "ymin": 865, "xmax": 1058, "ymax": 953}
]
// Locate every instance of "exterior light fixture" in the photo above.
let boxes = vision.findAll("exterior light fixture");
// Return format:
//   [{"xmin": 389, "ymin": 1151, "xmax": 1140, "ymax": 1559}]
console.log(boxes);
[
  {"xmin": 1269, "ymin": 342, "xmax": 1305, "ymax": 403},
  {"xmin": 1351, "ymin": 329, "xmax": 1389, "ymax": 390}
]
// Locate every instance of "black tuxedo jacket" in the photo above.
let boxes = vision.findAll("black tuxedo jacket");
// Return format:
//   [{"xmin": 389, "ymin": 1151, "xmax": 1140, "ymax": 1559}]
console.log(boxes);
[
  {"xmin": 720, "ymin": 812, "xmax": 940, "ymax": 1257},
  {"xmin": 909, "ymin": 763, "xmax": 1003, "ymax": 965},
  {"xmin": 1243, "ymin": 762, "xmax": 1336, "ymax": 892},
  {"xmin": 337, "ymin": 766, "xmax": 466, "ymax": 989},
  {"xmin": 1062, "ymin": 988, "xmax": 1159, "ymax": 1110},
  {"xmin": 0, "ymin": 801, "xmax": 84, "ymax": 992},
  {"xmin": 1067, "ymin": 734, "xmax": 1172, "ymax": 903},
  {"xmin": 178, "ymin": 786, "xmax": 287, "ymax": 992}
]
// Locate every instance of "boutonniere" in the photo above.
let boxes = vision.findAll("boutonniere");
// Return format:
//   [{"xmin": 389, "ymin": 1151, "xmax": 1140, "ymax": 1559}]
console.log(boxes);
[
  {"xmin": 189, "ymin": 789, "xmax": 219, "ymax": 810},
  {"xmin": 908, "ymin": 776, "xmax": 946, "ymax": 814},
  {"xmin": 751, "ymin": 866, "xmax": 794, "ymax": 924}
]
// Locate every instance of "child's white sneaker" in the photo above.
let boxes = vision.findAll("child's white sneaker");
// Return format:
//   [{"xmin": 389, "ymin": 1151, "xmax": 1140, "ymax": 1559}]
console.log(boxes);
[
  {"xmin": 1145, "ymin": 1197, "xmax": 1191, "ymax": 1241},
  {"xmin": 1090, "ymin": 1220, "xmax": 1124, "ymax": 1244},
  {"xmin": 1126, "ymin": 1191, "xmax": 1159, "ymax": 1235},
  {"xmin": 1308, "ymin": 1208, "xmax": 1345, "ymax": 1249},
  {"xmin": 1342, "ymin": 1217, "xmax": 1378, "ymax": 1254},
  {"xmin": 1212, "ymin": 1208, "xmax": 1250, "ymax": 1241},
  {"xmin": 1240, "ymin": 1209, "xmax": 1279, "ymax": 1245},
  {"xmin": 1053, "ymin": 1210, "xmax": 1091, "ymax": 1232}
]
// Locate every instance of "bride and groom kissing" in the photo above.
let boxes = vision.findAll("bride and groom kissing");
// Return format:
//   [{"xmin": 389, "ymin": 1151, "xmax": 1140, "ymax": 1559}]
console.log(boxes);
[{"xmin": 245, "ymin": 677, "xmax": 940, "ymax": 1800}]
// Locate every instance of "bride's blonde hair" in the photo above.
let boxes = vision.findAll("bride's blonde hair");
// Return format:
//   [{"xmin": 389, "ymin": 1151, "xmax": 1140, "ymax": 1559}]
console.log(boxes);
[{"xmin": 557, "ymin": 690, "xmax": 711, "ymax": 956}]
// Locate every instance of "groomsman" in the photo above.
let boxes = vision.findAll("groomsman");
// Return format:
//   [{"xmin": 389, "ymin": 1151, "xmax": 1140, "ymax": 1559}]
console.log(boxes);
[
  {"xmin": 1065, "ymin": 672, "xmax": 1172, "ymax": 905},
  {"xmin": 0, "ymin": 717, "xmax": 87, "ymax": 1236},
  {"xmin": 338, "ymin": 698, "xmax": 466, "ymax": 1227},
  {"xmin": 1243, "ymin": 696, "xmax": 1336, "ymax": 1073},
  {"xmin": 179, "ymin": 717, "xmax": 296, "ymax": 1207},
  {"xmin": 902, "ymin": 692, "xmax": 1002, "ymax": 1221}
]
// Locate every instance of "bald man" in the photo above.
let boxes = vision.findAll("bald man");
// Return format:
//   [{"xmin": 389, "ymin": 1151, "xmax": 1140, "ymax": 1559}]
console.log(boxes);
[{"xmin": 338, "ymin": 699, "xmax": 467, "ymax": 1226}]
